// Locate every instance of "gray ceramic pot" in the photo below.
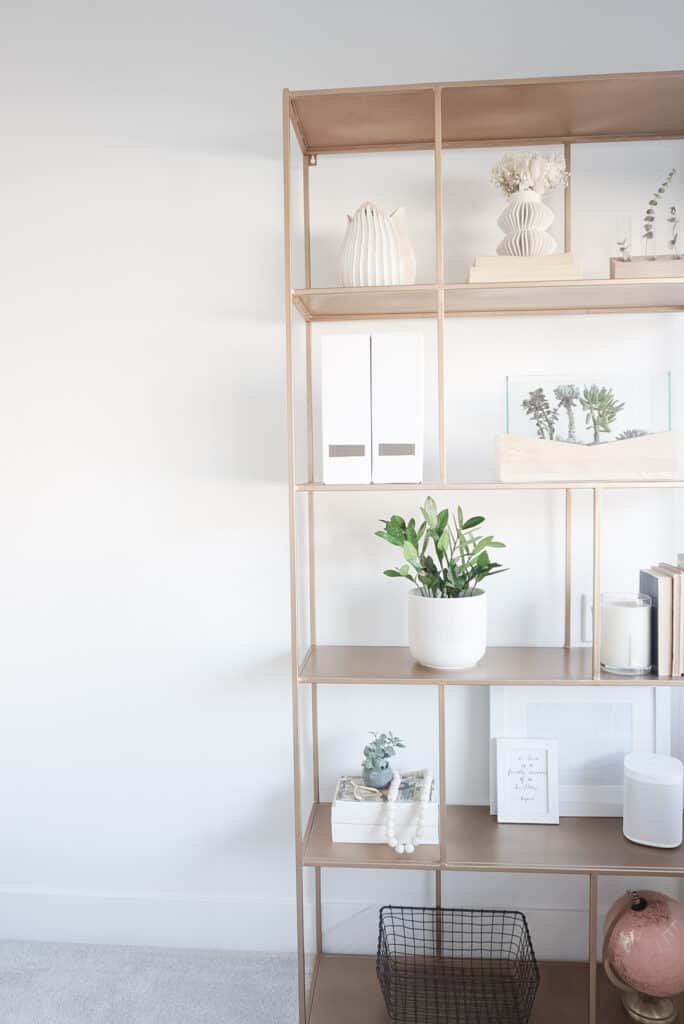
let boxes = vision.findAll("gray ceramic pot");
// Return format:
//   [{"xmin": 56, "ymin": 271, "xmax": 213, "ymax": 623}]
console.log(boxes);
[{"xmin": 363, "ymin": 765, "xmax": 393, "ymax": 790}]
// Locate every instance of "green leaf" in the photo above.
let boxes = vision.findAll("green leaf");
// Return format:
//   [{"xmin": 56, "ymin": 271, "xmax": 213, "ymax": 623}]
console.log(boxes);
[
  {"xmin": 402, "ymin": 540, "xmax": 418, "ymax": 562},
  {"xmin": 383, "ymin": 569, "xmax": 404, "ymax": 577},
  {"xmin": 399, "ymin": 564, "xmax": 411, "ymax": 576},
  {"xmin": 423, "ymin": 497, "xmax": 437, "ymax": 527},
  {"xmin": 488, "ymin": 540, "xmax": 506, "ymax": 548},
  {"xmin": 437, "ymin": 529, "xmax": 450, "ymax": 553},
  {"xmin": 457, "ymin": 505, "xmax": 464, "ymax": 528},
  {"xmin": 375, "ymin": 530, "xmax": 405, "ymax": 548},
  {"xmin": 462, "ymin": 515, "xmax": 485, "ymax": 530}
]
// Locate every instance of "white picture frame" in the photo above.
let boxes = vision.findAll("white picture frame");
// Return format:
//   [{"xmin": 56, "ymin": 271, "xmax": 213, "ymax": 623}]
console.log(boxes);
[
  {"xmin": 496, "ymin": 738, "xmax": 559, "ymax": 825},
  {"xmin": 489, "ymin": 685, "xmax": 671, "ymax": 817}
]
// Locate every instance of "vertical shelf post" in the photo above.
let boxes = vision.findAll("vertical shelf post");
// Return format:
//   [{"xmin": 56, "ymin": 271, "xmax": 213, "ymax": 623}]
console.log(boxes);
[
  {"xmin": 592, "ymin": 488, "xmax": 602, "ymax": 679},
  {"xmin": 588, "ymin": 873, "xmax": 599, "ymax": 1024},
  {"xmin": 564, "ymin": 142, "xmax": 572, "ymax": 254},
  {"xmin": 303, "ymin": 152, "xmax": 323, "ymax": 960},
  {"xmin": 434, "ymin": 87, "xmax": 447, "ymax": 483},
  {"xmin": 283, "ymin": 88, "xmax": 307, "ymax": 1024},
  {"xmin": 564, "ymin": 489, "xmax": 572, "ymax": 648}
]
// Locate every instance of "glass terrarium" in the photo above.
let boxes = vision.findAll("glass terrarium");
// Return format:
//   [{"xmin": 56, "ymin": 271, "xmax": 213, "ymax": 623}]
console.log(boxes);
[{"xmin": 499, "ymin": 371, "xmax": 675, "ymax": 482}]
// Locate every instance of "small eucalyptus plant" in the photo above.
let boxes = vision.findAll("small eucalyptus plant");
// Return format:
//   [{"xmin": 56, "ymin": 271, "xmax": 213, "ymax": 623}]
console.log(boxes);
[
  {"xmin": 362, "ymin": 732, "xmax": 404, "ymax": 775},
  {"xmin": 376, "ymin": 497, "xmax": 506, "ymax": 598}
]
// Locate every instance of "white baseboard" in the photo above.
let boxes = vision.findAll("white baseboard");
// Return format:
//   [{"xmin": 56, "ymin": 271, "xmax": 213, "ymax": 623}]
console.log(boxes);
[
  {"xmin": 0, "ymin": 890, "xmax": 302, "ymax": 952},
  {"xmin": 1, "ymin": 888, "xmax": 677, "ymax": 957}
]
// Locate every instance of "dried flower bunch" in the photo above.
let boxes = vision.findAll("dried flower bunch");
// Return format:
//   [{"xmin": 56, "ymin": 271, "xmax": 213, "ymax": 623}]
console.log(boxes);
[
  {"xmin": 490, "ymin": 151, "xmax": 569, "ymax": 197},
  {"xmin": 521, "ymin": 383, "xmax": 642, "ymax": 445}
]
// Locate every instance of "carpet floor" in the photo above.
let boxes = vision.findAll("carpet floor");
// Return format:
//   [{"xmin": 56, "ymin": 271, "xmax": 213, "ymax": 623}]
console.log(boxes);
[{"xmin": 0, "ymin": 943, "xmax": 299, "ymax": 1024}]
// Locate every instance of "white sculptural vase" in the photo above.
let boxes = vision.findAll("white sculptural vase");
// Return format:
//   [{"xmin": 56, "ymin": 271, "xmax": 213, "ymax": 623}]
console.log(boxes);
[
  {"xmin": 497, "ymin": 189, "xmax": 556, "ymax": 257},
  {"xmin": 339, "ymin": 201, "xmax": 416, "ymax": 287}
]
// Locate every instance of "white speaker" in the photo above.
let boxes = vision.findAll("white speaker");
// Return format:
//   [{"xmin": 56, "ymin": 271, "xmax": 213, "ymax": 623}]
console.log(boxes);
[{"xmin": 623, "ymin": 753, "xmax": 683, "ymax": 849}]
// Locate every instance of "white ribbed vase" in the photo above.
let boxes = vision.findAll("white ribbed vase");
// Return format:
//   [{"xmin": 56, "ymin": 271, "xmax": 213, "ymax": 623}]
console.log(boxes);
[
  {"xmin": 497, "ymin": 189, "xmax": 556, "ymax": 256},
  {"xmin": 339, "ymin": 202, "xmax": 416, "ymax": 287}
]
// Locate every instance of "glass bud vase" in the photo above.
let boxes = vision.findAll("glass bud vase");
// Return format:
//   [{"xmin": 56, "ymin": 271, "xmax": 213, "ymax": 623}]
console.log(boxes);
[
  {"xmin": 615, "ymin": 218, "xmax": 632, "ymax": 262},
  {"xmin": 642, "ymin": 228, "xmax": 656, "ymax": 260}
]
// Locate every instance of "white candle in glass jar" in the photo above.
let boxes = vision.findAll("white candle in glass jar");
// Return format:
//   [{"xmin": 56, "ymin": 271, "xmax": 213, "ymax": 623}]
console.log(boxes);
[{"xmin": 600, "ymin": 593, "xmax": 652, "ymax": 675}]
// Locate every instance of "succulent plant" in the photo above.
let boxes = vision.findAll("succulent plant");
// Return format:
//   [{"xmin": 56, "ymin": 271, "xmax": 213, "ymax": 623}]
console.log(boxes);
[
  {"xmin": 616, "ymin": 428, "xmax": 648, "ymax": 440},
  {"xmin": 522, "ymin": 387, "xmax": 559, "ymax": 440},
  {"xmin": 553, "ymin": 384, "xmax": 580, "ymax": 442},
  {"xmin": 376, "ymin": 497, "xmax": 506, "ymax": 599},
  {"xmin": 362, "ymin": 732, "xmax": 404, "ymax": 773},
  {"xmin": 580, "ymin": 384, "xmax": 625, "ymax": 444}
]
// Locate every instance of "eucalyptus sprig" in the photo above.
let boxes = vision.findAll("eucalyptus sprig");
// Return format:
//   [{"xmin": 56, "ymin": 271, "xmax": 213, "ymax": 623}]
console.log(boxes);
[
  {"xmin": 643, "ymin": 168, "xmax": 676, "ymax": 248},
  {"xmin": 376, "ymin": 498, "xmax": 506, "ymax": 599}
]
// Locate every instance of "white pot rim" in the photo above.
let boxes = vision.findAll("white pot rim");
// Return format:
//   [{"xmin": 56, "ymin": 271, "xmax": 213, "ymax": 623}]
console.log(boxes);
[{"xmin": 408, "ymin": 587, "xmax": 485, "ymax": 600}]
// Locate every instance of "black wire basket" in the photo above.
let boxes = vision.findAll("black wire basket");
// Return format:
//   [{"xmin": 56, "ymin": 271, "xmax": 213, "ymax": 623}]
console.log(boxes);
[{"xmin": 377, "ymin": 906, "xmax": 540, "ymax": 1024}]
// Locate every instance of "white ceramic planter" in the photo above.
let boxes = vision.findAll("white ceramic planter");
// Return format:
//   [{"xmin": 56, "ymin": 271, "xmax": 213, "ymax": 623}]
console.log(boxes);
[{"xmin": 408, "ymin": 589, "xmax": 487, "ymax": 670}]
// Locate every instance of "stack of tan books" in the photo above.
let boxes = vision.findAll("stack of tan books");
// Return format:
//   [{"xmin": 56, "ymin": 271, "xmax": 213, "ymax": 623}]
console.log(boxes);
[
  {"xmin": 467, "ymin": 253, "xmax": 582, "ymax": 284},
  {"xmin": 640, "ymin": 562, "xmax": 684, "ymax": 677}
]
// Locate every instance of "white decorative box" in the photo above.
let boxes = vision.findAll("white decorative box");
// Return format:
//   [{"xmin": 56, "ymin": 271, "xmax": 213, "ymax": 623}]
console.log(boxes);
[
  {"xmin": 370, "ymin": 332, "xmax": 424, "ymax": 483},
  {"xmin": 331, "ymin": 771, "xmax": 438, "ymax": 844},
  {"xmin": 321, "ymin": 333, "xmax": 372, "ymax": 484}
]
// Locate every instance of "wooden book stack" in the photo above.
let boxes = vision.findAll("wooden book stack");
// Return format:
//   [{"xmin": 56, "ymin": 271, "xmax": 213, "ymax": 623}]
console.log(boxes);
[
  {"xmin": 640, "ymin": 562, "xmax": 684, "ymax": 677},
  {"xmin": 467, "ymin": 253, "xmax": 582, "ymax": 283}
]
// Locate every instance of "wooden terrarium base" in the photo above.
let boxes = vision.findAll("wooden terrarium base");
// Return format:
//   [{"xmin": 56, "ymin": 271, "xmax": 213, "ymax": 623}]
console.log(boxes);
[
  {"xmin": 610, "ymin": 256, "xmax": 684, "ymax": 279},
  {"xmin": 497, "ymin": 432, "xmax": 678, "ymax": 482}
]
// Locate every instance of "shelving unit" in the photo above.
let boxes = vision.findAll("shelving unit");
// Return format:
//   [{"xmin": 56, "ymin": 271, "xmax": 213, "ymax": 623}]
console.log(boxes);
[{"xmin": 283, "ymin": 71, "xmax": 684, "ymax": 1024}]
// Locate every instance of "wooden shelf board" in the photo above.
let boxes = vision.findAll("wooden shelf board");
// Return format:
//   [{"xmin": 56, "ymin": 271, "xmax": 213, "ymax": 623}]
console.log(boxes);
[
  {"xmin": 309, "ymin": 954, "xmax": 683, "ymax": 1024},
  {"xmin": 445, "ymin": 277, "xmax": 684, "ymax": 315},
  {"xmin": 296, "ymin": 480, "xmax": 684, "ymax": 492},
  {"xmin": 303, "ymin": 803, "xmax": 439, "ymax": 870},
  {"xmin": 293, "ymin": 279, "xmax": 684, "ymax": 321},
  {"xmin": 293, "ymin": 285, "xmax": 437, "ymax": 321},
  {"xmin": 304, "ymin": 803, "xmax": 684, "ymax": 876},
  {"xmin": 298, "ymin": 644, "xmax": 679, "ymax": 686},
  {"xmin": 290, "ymin": 71, "xmax": 684, "ymax": 154}
]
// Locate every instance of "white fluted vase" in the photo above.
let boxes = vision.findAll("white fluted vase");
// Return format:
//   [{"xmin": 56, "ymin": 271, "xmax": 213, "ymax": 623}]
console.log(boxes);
[
  {"xmin": 496, "ymin": 189, "xmax": 556, "ymax": 256},
  {"xmin": 338, "ymin": 202, "xmax": 416, "ymax": 287}
]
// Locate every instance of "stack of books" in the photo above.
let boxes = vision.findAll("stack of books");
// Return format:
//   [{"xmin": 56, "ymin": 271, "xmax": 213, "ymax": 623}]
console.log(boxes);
[
  {"xmin": 466, "ymin": 253, "xmax": 582, "ymax": 284},
  {"xmin": 330, "ymin": 770, "xmax": 438, "ymax": 845},
  {"xmin": 640, "ymin": 562, "xmax": 684, "ymax": 677}
]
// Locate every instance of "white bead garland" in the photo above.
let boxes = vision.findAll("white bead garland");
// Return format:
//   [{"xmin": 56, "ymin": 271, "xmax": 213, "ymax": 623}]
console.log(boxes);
[{"xmin": 384, "ymin": 769, "xmax": 433, "ymax": 856}]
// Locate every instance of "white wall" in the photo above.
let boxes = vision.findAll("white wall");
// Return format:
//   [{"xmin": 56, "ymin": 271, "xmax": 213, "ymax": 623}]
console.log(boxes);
[{"xmin": 1, "ymin": 0, "xmax": 684, "ymax": 956}]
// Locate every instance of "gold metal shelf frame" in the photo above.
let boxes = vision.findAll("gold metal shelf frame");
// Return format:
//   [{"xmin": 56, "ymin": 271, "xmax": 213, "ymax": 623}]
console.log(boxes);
[{"xmin": 282, "ymin": 71, "xmax": 684, "ymax": 1024}]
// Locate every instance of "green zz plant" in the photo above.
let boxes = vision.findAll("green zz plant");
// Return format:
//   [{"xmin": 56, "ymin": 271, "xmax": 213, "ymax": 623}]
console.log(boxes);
[{"xmin": 375, "ymin": 497, "xmax": 506, "ymax": 598}]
